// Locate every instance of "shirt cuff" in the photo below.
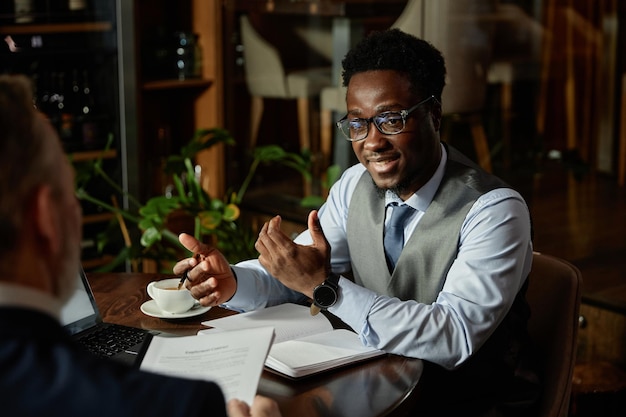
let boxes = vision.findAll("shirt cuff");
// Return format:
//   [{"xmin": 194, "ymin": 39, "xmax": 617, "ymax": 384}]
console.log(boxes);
[
  {"xmin": 329, "ymin": 276, "xmax": 376, "ymax": 334},
  {"xmin": 220, "ymin": 264, "xmax": 263, "ymax": 312}
]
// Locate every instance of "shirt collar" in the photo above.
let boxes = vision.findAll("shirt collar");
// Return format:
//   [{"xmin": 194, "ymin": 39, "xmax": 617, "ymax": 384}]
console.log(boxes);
[
  {"xmin": 0, "ymin": 281, "xmax": 62, "ymax": 321},
  {"xmin": 385, "ymin": 143, "xmax": 447, "ymax": 212}
]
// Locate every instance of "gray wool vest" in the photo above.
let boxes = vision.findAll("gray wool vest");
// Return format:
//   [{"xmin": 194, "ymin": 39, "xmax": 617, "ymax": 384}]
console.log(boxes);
[{"xmin": 347, "ymin": 145, "xmax": 509, "ymax": 303}]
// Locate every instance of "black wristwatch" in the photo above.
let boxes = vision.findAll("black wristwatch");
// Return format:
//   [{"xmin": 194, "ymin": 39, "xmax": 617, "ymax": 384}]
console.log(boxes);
[{"xmin": 312, "ymin": 273, "xmax": 340, "ymax": 310}]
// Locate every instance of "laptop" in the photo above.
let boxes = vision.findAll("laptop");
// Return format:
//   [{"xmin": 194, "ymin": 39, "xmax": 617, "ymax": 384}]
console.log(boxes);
[{"xmin": 61, "ymin": 267, "xmax": 157, "ymax": 367}]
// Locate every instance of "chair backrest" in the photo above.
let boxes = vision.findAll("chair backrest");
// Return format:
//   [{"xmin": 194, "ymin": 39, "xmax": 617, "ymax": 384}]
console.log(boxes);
[
  {"xmin": 293, "ymin": 22, "xmax": 334, "ymax": 62},
  {"xmin": 391, "ymin": 0, "xmax": 495, "ymax": 114},
  {"xmin": 526, "ymin": 252, "xmax": 582, "ymax": 417},
  {"xmin": 390, "ymin": 0, "xmax": 424, "ymax": 37},
  {"xmin": 240, "ymin": 15, "xmax": 288, "ymax": 98}
]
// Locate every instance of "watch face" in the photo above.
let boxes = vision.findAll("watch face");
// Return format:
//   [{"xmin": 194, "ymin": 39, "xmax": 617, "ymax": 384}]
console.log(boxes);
[{"xmin": 314, "ymin": 285, "xmax": 337, "ymax": 308}]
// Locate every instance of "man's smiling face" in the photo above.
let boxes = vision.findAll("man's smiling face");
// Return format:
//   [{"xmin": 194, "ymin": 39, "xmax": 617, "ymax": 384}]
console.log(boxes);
[{"xmin": 347, "ymin": 70, "xmax": 442, "ymax": 200}]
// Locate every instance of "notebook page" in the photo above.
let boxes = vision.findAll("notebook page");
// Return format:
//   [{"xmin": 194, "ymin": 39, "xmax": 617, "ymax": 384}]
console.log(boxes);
[{"xmin": 200, "ymin": 303, "xmax": 332, "ymax": 343}]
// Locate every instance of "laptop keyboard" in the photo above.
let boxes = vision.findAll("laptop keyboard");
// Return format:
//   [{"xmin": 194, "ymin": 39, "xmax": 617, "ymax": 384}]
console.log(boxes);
[{"xmin": 77, "ymin": 324, "xmax": 149, "ymax": 358}]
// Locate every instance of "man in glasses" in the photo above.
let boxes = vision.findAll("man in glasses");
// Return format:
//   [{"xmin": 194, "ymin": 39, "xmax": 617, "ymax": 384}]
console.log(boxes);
[{"xmin": 176, "ymin": 29, "xmax": 539, "ymax": 416}]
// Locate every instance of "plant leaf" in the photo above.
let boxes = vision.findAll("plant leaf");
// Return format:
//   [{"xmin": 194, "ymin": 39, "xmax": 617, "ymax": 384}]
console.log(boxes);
[
  {"xmin": 324, "ymin": 164, "xmax": 342, "ymax": 188},
  {"xmin": 172, "ymin": 175, "xmax": 188, "ymax": 204},
  {"xmin": 139, "ymin": 196, "xmax": 180, "ymax": 217},
  {"xmin": 165, "ymin": 128, "xmax": 235, "ymax": 174},
  {"xmin": 301, "ymin": 195, "xmax": 325, "ymax": 209},
  {"xmin": 198, "ymin": 210, "xmax": 222, "ymax": 230},
  {"xmin": 223, "ymin": 203, "xmax": 240, "ymax": 221},
  {"xmin": 210, "ymin": 198, "xmax": 225, "ymax": 211},
  {"xmin": 140, "ymin": 226, "xmax": 162, "ymax": 247}
]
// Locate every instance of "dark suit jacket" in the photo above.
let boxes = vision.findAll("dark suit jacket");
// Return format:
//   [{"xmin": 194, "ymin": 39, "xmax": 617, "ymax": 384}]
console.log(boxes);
[{"xmin": 0, "ymin": 307, "xmax": 227, "ymax": 417}]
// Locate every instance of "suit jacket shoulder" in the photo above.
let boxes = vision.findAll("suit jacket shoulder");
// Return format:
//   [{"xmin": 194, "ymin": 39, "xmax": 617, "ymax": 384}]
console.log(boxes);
[{"xmin": 0, "ymin": 308, "xmax": 226, "ymax": 417}]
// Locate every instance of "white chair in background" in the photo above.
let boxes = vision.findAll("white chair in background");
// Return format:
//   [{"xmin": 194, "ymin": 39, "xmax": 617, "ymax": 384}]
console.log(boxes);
[{"xmin": 239, "ymin": 15, "xmax": 332, "ymax": 156}]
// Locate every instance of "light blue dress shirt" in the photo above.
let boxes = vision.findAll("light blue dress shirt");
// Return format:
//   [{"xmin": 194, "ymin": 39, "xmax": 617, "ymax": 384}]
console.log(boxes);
[{"xmin": 227, "ymin": 145, "xmax": 533, "ymax": 369}]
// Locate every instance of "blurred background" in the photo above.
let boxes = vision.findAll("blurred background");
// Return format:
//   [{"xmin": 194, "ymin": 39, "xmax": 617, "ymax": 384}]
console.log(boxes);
[{"xmin": 1, "ymin": 1, "xmax": 625, "ymax": 414}]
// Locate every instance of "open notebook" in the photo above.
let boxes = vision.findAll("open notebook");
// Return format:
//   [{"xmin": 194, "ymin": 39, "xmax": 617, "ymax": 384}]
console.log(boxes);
[
  {"xmin": 200, "ymin": 303, "xmax": 385, "ymax": 378},
  {"xmin": 61, "ymin": 267, "xmax": 157, "ymax": 366}
]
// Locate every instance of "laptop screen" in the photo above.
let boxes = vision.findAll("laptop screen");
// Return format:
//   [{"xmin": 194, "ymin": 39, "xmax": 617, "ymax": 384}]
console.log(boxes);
[{"xmin": 60, "ymin": 268, "xmax": 102, "ymax": 335}]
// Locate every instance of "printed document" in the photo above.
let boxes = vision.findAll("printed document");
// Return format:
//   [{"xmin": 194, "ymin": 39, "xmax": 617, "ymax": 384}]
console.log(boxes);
[{"xmin": 140, "ymin": 326, "xmax": 274, "ymax": 403}]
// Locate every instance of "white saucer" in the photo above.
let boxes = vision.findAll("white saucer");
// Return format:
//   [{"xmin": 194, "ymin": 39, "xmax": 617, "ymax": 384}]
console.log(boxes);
[{"xmin": 140, "ymin": 299, "xmax": 211, "ymax": 319}]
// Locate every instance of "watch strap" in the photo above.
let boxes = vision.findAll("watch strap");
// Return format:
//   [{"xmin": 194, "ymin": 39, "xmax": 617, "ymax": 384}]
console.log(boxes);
[{"xmin": 325, "ymin": 272, "xmax": 339, "ymax": 290}]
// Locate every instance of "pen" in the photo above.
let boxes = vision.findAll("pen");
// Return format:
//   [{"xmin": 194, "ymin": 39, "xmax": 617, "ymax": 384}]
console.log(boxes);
[
  {"xmin": 177, "ymin": 253, "xmax": 203, "ymax": 290},
  {"xmin": 177, "ymin": 269, "xmax": 190, "ymax": 290}
]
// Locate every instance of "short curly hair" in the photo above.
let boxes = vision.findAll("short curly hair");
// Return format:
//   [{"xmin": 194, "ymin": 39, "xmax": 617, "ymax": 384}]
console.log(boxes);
[{"xmin": 341, "ymin": 29, "xmax": 446, "ymax": 102}]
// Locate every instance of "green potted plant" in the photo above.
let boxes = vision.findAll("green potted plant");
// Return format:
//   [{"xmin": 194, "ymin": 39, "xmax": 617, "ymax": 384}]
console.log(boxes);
[{"xmin": 75, "ymin": 128, "xmax": 313, "ymax": 272}]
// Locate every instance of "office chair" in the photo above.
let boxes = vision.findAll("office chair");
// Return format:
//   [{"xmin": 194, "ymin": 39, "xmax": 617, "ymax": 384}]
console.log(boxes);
[
  {"xmin": 526, "ymin": 252, "xmax": 582, "ymax": 417},
  {"xmin": 239, "ymin": 15, "xmax": 332, "ymax": 157}
]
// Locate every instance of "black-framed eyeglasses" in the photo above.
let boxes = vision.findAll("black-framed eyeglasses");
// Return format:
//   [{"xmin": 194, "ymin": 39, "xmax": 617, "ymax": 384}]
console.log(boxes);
[{"xmin": 336, "ymin": 95, "xmax": 437, "ymax": 142}]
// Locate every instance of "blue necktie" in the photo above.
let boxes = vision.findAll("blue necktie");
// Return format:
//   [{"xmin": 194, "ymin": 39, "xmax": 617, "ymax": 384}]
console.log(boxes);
[{"xmin": 384, "ymin": 204, "xmax": 415, "ymax": 272}]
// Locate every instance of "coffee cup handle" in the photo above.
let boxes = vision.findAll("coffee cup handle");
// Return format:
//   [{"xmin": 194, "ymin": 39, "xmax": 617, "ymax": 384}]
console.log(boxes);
[{"xmin": 147, "ymin": 281, "xmax": 157, "ymax": 299}]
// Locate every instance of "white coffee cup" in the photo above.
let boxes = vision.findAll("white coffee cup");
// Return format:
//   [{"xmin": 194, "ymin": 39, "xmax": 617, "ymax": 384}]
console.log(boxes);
[{"xmin": 147, "ymin": 278, "xmax": 195, "ymax": 314}]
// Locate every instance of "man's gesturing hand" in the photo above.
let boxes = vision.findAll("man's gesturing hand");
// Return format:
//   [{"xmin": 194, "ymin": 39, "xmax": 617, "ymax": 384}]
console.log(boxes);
[
  {"xmin": 255, "ymin": 210, "xmax": 331, "ymax": 298},
  {"xmin": 173, "ymin": 233, "xmax": 237, "ymax": 306}
]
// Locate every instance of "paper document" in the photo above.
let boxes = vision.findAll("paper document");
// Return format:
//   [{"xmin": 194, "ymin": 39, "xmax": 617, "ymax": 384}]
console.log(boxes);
[
  {"xmin": 201, "ymin": 303, "xmax": 384, "ymax": 378},
  {"xmin": 201, "ymin": 302, "xmax": 332, "ymax": 343},
  {"xmin": 140, "ymin": 326, "xmax": 274, "ymax": 404}
]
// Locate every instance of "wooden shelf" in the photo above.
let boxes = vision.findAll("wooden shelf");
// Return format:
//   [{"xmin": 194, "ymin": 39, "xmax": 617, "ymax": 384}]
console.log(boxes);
[
  {"xmin": 135, "ymin": 0, "xmax": 224, "ymax": 201},
  {"xmin": 142, "ymin": 78, "xmax": 213, "ymax": 91},
  {"xmin": 70, "ymin": 148, "xmax": 117, "ymax": 162},
  {"xmin": 0, "ymin": 21, "xmax": 113, "ymax": 34}
]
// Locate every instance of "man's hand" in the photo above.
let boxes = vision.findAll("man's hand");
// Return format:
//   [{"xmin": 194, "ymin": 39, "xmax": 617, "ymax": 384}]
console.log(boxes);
[
  {"xmin": 255, "ymin": 210, "xmax": 330, "ymax": 298},
  {"xmin": 227, "ymin": 396, "xmax": 282, "ymax": 417},
  {"xmin": 173, "ymin": 233, "xmax": 237, "ymax": 306}
]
